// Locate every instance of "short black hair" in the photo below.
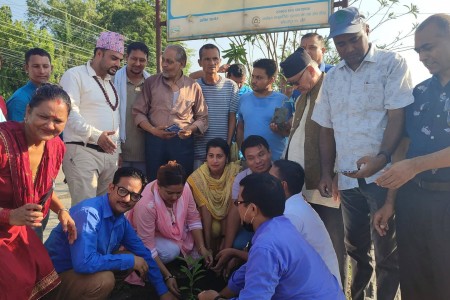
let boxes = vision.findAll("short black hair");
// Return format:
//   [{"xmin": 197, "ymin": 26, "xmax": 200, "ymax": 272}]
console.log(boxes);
[
  {"xmin": 206, "ymin": 138, "xmax": 230, "ymax": 159},
  {"xmin": 29, "ymin": 84, "xmax": 71, "ymax": 115},
  {"xmin": 25, "ymin": 48, "xmax": 51, "ymax": 64},
  {"xmin": 199, "ymin": 43, "xmax": 220, "ymax": 59},
  {"xmin": 239, "ymin": 173, "xmax": 285, "ymax": 218},
  {"xmin": 253, "ymin": 58, "xmax": 277, "ymax": 78},
  {"xmin": 301, "ymin": 32, "xmax": 326, "ymax": 47},
  {"xmin": 241, "ymin": 135, "xmax": 270, "ymax": 159},
  {"xmin": 157, "ymin": 161, "xmax": 187, "ymax": 187},
  {"xmin": 127, "ymin": 42, "xmax": 149, "ymax": 57},
  {"xmin": 417, "ymin": 14, "xmax": 450, "ymax": 37},
  {"xmin": 226, "ymin": 63, "xmax": 246, "ymax": 78},
  {"xmin": 273, "ymin": 160, "xmax": 305, "ymax": 195},
  {"xmin": 112, "ymin": 167, "xmax": 148, "ymax": 192}
]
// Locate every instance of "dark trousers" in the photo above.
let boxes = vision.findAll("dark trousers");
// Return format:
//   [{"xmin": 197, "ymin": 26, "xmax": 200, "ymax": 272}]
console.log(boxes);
[
  {"xmin": 396, "ymin": 180, "xmax": 450, "ymax": 300},
  {"xmin": 310, "ymin": 203, "xmax": 347, "ymax": 289},
  {"xmin": 340, "ymin": 179, "xmax": 399, "ymax": 300},
  {"xmin": 145, "ymin": 133, "xmax": 194, "ymax": 181}
]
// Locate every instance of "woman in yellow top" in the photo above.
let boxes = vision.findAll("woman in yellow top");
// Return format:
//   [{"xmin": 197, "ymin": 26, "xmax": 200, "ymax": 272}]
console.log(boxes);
[{"xmin": 187, "ymin": 138, "xmax": 241, "ymax": 255}]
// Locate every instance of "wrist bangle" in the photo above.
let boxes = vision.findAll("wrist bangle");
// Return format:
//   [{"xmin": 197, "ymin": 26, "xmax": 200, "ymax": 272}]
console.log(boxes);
[
  {"xmin": 57, "ymin": 208, "xmax": 70, "ymax": 216},
  {"xmin": 164, "ymin": 274, "xmax": 176, "ymax": 281},
  {"xmin": 0, "ymin": 209, "xmax": 11, "ymax": 224}
]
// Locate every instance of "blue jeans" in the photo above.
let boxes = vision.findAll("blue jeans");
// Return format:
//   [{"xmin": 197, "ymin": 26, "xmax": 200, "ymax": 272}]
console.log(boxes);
[
  {"xmin": 340, "ymin": 179, "xmax": 399, "ymax": 300},
  {"xmin": 145, "ymin": 133, "xmax": 194, "ymax": 181}
]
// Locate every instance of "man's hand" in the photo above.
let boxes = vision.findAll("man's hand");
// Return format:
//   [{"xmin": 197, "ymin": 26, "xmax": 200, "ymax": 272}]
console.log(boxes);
[
  {"xmin": 178, "ymin": 125, "xmax": 196, "ymax": 140},
  {"xmin": 269, "ymin": 122, "xmax": 291, "ymax": 137},
  {"xmin": 212, "ymin": 248, "xmax": 236, "ymax": 272},
  {"xmin": 160, "ymin": 291, "xmax": 178, "ymax": 300},
  {"xmin": 58, "ymin": 210, "xmax": 77, "ymax": 244},
  {"xmin": 345, "ymin": 155, "xmax": 386, "ymax": 179},
  {"xmin": 9, "ymin": 204, "xmax": 44, "ymax": 227},
  {"xmin": 97, "ymin": 131, "xmax": 117, "ymax": 154},
  {"xmin": 199, "ymin": 247, "xmax": 213, "ymax": 268},
  {"xmin": 332, "ymin": 174, "xmax": 340, "ymax": 203},
  {"xmin": 198, "ymin": 290, "xmax": 220, "ymax": 300},
  {"xmin": 133, "ymin": 256, "xmax": 149, "ymax": 280},
  {"xmin": 151, "ymin": 126, "xmax": 177, "ymax": 140},
  {"xmin": 375, "ymin": 159, "xmax": 418, "ymax": 189},
  {"xmin": 318, "ymin": 175, "xmax": 333, "ymax": 198},
  {"xmin": 165, "ymin": 278, "xmax": 180, "ymax": 298},
  {"xmin": 373, "ymin": 203, "xmax": 395, "ymax": 236}
]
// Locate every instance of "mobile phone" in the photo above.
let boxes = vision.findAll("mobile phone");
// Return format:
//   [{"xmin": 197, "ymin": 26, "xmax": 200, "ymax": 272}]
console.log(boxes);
[
  {"xmin": 340, "ymin": 169, "xmax": 359, "ymax": 174},
  {"xmin": 165, "ymin": 124, "xmax": 181, "ymax": 133}
]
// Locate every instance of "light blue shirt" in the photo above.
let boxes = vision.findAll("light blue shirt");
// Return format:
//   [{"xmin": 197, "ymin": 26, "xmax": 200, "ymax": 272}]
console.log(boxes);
[
  {"xmin": 45, "ymin": 194, "xmax": 168, "ymax": 296},
  {"xmin": 6, "ymin": 81, "xmax": 37, "ymax": 121},
  {"xmin": 228, "ymin": 216, "xmax": 344, "ymax": 300},
  {"xmin": 238, "ymin": 91, "xmax": 292, "ymax": 161}
]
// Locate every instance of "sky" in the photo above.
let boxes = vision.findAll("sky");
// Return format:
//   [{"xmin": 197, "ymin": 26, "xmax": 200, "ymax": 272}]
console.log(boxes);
[{"xmin": 1, "ymin": 0, "xmax": 449, "ymax": 85}]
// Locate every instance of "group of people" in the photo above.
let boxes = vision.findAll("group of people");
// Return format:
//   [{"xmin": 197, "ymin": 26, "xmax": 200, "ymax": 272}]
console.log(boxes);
[{"xmin": 0, "ymin": 5, "xmax": 449, "ymax": 300}]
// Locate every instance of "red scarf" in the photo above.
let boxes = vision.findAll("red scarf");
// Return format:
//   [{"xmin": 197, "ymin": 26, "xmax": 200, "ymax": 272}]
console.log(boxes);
[{"xmin": 0, "ymin": 121, "xmax": 64, "ymax": 299}]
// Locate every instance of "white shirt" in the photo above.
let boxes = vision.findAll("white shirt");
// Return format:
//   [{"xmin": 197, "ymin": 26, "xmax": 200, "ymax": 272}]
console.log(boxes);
[
  {"xmin": 288, "ymin": 95, "xmax": 339, "ymax": 208},
  {"xmin": 284, "ymin": 193, "xmax": 341, "ymax": 286},
  {"xmin": 0, "ymin": 111, "xmax": 5, "ymax": 122},
  {"xmin": 312, "ymin": 45, "xmax": 414, "ymax": 190},
  {"xmin": 60, "ymin": 61, "xmax": 120, "ymax": 145}
]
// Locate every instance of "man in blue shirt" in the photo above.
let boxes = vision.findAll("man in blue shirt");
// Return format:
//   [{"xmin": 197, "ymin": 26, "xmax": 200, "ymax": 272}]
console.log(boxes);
[
  {"xmin": 374, "ymin": 14, "xmax": 450, "ymax": 300},
  {"xmin": 237, "ymin": 59, "xmax": 293, "ymax": 161},
  {"xmin": 7, "ymin": 48, "xmax": 53, "ymax": 121},
  {"xmin": 199, "ymin": 173, "xmax": 344, "ymax": 300},
  {"xmin": 45, "ymin": 167, "xmax": 175, "ymax": 300},
  {"xmin": 225, "ymin": 63, "xmax": 252, "ymax": 96}
]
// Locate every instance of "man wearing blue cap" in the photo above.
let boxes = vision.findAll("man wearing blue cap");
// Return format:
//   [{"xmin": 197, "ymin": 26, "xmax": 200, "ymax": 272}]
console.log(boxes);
[{"xmin": 311, "ymin": 7, "xmax": 414, "ymax": 300}]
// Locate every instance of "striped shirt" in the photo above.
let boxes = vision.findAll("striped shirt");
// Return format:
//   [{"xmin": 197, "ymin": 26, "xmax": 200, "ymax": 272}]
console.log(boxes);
[{"xmin": 194, "ymin": 76, "xmax": 239, "ymax": 160}]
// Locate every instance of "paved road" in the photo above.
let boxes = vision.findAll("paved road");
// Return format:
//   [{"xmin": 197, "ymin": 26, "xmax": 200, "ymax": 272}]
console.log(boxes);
[{"xmin": 43, "ymin": 169, "xmax": 71, "ymax": 242}]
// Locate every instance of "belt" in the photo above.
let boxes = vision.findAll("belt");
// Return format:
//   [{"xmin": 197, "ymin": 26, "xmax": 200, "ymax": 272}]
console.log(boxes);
[
  {"xmin": 412, "ymin": 177, "xmax": 450, "ymax": 192},
  {"xmin": 65, "ymin": 141, "xmax": 105, "ymax": 153}
]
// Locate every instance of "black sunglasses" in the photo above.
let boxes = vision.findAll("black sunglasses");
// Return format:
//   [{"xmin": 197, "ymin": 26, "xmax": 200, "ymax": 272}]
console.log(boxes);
[{"xmin": 115, "ymin": 185, "xmax": 142, "ymax": 202}]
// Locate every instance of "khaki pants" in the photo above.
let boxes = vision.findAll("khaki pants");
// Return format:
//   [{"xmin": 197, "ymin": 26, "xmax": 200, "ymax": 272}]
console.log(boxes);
[
  {"xmin": 63, "ymin": 144, "xmax": 118, "ymax": 205},
  {"xmin": 45, "ymin": 270, "xmax": 115, "ymax": 300}
]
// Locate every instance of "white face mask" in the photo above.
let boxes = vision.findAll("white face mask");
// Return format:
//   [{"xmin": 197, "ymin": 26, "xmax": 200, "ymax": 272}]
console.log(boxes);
[{"xmin": 242, "ymin": 204, "xmax": 255, "ymax": 225}]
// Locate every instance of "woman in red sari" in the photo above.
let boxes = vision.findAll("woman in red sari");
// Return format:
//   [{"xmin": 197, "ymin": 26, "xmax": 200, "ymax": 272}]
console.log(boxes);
[{"xmin": 0, "ymin": 84, "xmax": 76, "ymax": 300}]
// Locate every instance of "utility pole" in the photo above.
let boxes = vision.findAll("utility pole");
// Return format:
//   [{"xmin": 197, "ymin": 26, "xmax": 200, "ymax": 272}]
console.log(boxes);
[{"xmin": 155, "ymin": 0, "xmax": 162, "ymax": 73}]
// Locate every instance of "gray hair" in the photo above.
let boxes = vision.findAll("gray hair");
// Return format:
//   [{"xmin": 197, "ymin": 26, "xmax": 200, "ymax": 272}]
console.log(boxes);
[{"xmin": 165, "ymin": 44, "xmax": 187, "ymax": 65}]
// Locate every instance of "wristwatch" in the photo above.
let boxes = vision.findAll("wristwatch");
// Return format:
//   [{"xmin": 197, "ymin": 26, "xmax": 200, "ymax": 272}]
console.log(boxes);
[{"xmin": 377, "ymin": 150, "xmax": 391, "ymax": 164}]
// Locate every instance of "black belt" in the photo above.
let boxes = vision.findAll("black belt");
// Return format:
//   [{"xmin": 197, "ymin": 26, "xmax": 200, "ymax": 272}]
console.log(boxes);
[
  {"xmin": 65, "ymin": 141, "xmax": 105, "ymax": 153},
  {"xmin": 412, "ymin": 177, "xmax": 450, "ymax": 192}
]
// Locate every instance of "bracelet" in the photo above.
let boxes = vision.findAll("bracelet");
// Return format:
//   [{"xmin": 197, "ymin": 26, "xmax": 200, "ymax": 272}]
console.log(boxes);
[
  {"xmin": 164, "ymin": 274, "xmax": 176, "ymax": 281},
  {"xmin": 57, "ymin": 208, "xmax": 70, "ymax": 216},
  {"xmin": 0, "ymin": 209, "xmax": 11, "ymax": 225}
]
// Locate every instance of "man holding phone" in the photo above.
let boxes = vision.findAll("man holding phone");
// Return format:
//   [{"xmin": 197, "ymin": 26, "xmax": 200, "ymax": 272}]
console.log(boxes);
[
  {"xmin": 133, "ymin": 45, "xmax": 208, "ymax": 180},
  {"xmin": 311, "ymin": 7, "xmax": 413, "ymax": 300}
]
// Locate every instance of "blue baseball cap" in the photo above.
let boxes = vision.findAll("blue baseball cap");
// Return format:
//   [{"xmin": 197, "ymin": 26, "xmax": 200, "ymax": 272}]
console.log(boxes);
[{"xmin": 328, "ymin": 7, "xmax": 366, "ymax": 39}]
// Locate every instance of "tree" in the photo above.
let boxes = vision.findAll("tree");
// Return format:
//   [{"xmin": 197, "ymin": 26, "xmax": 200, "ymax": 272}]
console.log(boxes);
[{"xmin": 222, "ymin": 0, "xmax": 419, "ymax": 78}]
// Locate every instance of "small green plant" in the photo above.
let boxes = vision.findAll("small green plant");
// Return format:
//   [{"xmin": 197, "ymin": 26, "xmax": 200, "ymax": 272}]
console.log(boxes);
[{"xmin": 177, "ymin": 256, "xmax": 206, "ymax": 300}]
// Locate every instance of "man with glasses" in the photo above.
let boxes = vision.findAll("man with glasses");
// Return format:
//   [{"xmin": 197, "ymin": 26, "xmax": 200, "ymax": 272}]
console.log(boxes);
[
  {"xmin": 374, "ymin": 14, "xmax": 450, "ymax": 299},
  {"xmin": 311, "ymin": 7, "xmax": 413, "ymax": 300},
  {"xmin": 44, "ymin": 167, "xmax": 176, "ymax": 300},
  {"xmin": 279, "ymin": 48, "xmax": 347, "ymax": 288}
]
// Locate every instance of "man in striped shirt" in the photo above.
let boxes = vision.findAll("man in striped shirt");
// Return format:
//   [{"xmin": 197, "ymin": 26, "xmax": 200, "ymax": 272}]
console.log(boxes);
[{"xmin": 193, "ymin": 44, "xmax": 239, "ymax": 168}]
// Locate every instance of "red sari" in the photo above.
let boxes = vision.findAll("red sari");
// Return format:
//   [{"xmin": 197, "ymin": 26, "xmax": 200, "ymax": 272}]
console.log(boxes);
[{"xmin": 0, "ymin": 122, "xmax": 65, "ymax": 299}]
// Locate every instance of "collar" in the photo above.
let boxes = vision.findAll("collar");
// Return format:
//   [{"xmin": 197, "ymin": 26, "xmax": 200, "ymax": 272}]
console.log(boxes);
[
  {"xmin": 200, "ymin": 75, "xmax": 222, "ymax": 86},
  {"xmin": 86, "ymin": 60, "xmax": 112, "ymax": 81},
  {"xmin": 101, "ymin": 193, "xmax": 115, "ymax": 219},
  {"xmin": 308, "ymin": 72, "xmax": 325, "ymax": 96},
  {"xmin": 25, "ymin": 80, "xmax": 38, "ymax": 89},
  {"xmin": 162, "ymin": 71, "xmax": 185, "ymax": 87}
]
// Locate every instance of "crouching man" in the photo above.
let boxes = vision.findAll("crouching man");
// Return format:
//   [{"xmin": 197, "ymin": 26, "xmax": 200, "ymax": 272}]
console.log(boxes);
[{"xmin": 44, "ymin": 167, "xmax": 176, "ymax": 300}]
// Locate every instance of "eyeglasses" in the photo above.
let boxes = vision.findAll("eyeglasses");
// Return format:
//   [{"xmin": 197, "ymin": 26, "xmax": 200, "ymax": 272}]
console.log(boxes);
[
  {"xmin": 115, "ymin": 185, "xmax": 142, "ymax": 202},
  {"xmin": 234, "ymin": 200, "xmax": 248, "ymax": 207},
  {"xmin": 286, "ymin": 69, "xmax": 306, "ymax": 88}
]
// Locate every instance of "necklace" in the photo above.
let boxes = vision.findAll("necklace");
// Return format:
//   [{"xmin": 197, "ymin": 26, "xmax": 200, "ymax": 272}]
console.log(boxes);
[{"xmin": 92, "ymin": 76, "xmax": 119, "ymax": 111}]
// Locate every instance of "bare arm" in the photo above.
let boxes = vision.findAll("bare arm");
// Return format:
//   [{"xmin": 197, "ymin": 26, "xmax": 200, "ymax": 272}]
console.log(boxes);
[
  {"xmin": 199, "ymin": 206, "xmax": 213, "ymax": 250},
  {"xmin": 236, "ymin": 120, "xmax": 244, "ymax": 150},
  {"xmin": 227, "ymin": 112, "xmax": 236, "ymax": 146}
]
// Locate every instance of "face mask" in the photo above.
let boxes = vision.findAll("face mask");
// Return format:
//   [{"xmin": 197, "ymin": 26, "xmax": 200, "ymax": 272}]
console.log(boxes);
[{"xmin": 242, "ymin": 205, "xmax": 255, "ymax": 232}]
